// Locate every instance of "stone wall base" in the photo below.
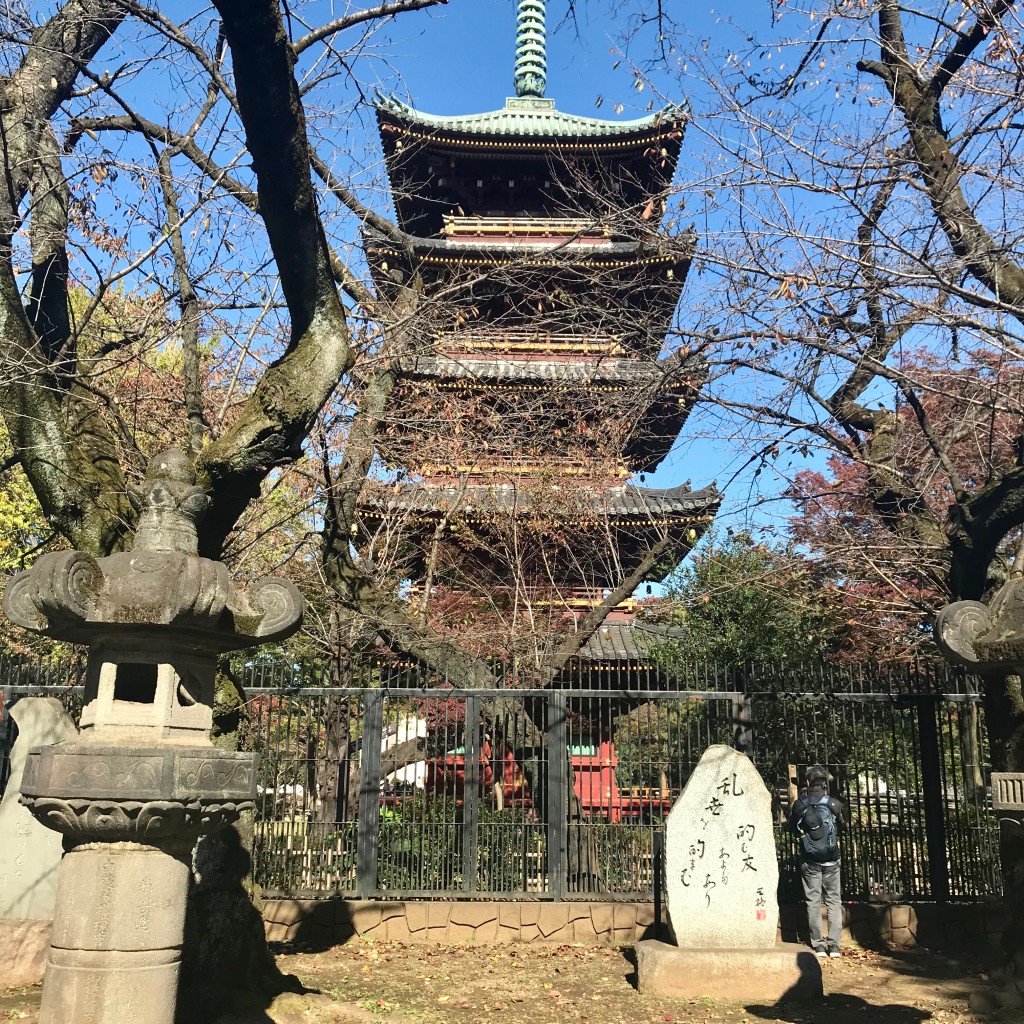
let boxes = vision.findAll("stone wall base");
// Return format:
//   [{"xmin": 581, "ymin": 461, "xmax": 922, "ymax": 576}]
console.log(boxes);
[
  {"xmin": 262, "ymin": 898, "xmax": 1005, "ymax": 952},
  {"xmin": 263, "ymin": 898, "xmax": 657, "ymax": 948},
  {"xmin": 635, "ymin": 939, "xmax": 822, "ymax": 1001}
]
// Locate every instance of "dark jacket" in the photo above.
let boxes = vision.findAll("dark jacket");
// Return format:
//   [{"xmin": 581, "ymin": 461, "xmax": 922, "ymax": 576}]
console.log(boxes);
[{"xmin": 788, "ymin": 785, "xmax": 845, "ymax": 861}]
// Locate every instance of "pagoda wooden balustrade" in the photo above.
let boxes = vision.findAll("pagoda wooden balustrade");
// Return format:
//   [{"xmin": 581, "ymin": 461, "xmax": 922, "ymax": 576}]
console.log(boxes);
[
  {"xmin": 417, "ymin": 461, "xmax": 630, "ymax": 480},
  {"xmin": 405, "ymin": 583, "xmax": 639, "ymax": 613},
  {"xmin": 442, "ymin": 214, "xmax": 614, "ymax": 240},
  {"xmin": 437, "ymin": 329, "xmax": 624, "ymax": 356}
]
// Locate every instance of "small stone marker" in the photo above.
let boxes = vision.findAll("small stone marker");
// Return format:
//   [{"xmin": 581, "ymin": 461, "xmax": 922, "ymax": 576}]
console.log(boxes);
[
  {"xmin": 0, "ymin": 698, "xmax": 77, "ymax": 921},
  {"xmin": 665, "ymin": 744, "xmax": 778, "ymax": 948}
]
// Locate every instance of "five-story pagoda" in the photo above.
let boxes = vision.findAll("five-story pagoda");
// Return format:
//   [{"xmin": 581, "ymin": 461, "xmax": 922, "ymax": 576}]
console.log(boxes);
[{"xmin": 358, "ymin": 1, "xmax": 720, "ymax": 659}]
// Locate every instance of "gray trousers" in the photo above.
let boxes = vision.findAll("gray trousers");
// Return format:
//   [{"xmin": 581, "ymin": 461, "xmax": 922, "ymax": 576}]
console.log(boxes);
[{"xmin": 800, "ymin": 859, "xmax": 842, "ymax": 949}]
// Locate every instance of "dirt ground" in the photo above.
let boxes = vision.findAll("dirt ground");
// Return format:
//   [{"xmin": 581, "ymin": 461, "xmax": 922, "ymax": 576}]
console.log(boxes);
[{"xmin": 0, "ymin": 942, "xmax": 994, "ymax": 1024}]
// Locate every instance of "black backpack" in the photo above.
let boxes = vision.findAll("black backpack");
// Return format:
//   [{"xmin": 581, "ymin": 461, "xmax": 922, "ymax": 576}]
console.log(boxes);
[{"xmin": 799, "ymin": 794, "xmax": 839, "ymax": 862}]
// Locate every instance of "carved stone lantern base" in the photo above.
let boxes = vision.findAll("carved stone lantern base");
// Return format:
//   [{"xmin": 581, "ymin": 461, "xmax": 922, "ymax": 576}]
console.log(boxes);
[{"xmin": 20, "ymin": 741, "xmax": 256, "ymax": 1024}]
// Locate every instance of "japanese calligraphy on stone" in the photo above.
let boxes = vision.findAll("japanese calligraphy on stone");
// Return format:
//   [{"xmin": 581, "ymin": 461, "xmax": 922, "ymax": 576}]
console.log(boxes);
[{"xmin": 664, "ymin": 744, "xmax": 779, "ymax": 949}]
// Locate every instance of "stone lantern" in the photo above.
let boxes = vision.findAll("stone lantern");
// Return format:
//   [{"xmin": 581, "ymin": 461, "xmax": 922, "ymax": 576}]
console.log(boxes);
[
  {"xmin": 2, "ymin": 450, "xmax": 303, "ymax": 1024},
  {"xmin": 935, "ymin": 591, "xmax": 1024, "ymax": 838},
  {"xmin": 935, "ymin": 588, "xmax": 1024, "ymax": 1014}
]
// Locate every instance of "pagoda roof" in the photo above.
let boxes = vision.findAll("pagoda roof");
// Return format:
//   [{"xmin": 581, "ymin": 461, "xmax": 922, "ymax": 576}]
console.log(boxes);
[
  {"xmin": 575, "ymin": 620, "xmax": 688, "ymax": 663},
  {"xmin": 393, "ymin": 352, "xmax": 703, "ymax": 388},
  {"xmin": 361, "ymin": 479, "xmax": 720, "ymax": 521},
  {"xmin": 363, "ymin": 223, "xmax": 690, "ymax": 267},
  {"xmin": 375, "ymin": 93, "xmax": 688, "ymax": 147}
]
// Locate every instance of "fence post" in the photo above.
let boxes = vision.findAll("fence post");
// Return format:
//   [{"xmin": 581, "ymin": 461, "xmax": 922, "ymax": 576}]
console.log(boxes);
[
  {"xmin": 462, "ymin": 695, "xmax": 480, "ymax": 893},
  {"xmin": 653, "ymin": 829, "xmax": 664, "ymax": 941},
  {"xmin": 0, "ymin": 684, "xmax": 13, "ymax": 796},
  {"xmin": 356, "ymin": 690, "xmax": 384, "ymax": 898},
  {"xmin": 732, "ymin": 692, "xmax": 753, "ymax": 756},
  {"xmin": 546, "ymin": 692, "xmax": 567, "ymax": 901},
  {"xmin": 910, "ymin": 694, "xmax": 950, "ymax": 901}
]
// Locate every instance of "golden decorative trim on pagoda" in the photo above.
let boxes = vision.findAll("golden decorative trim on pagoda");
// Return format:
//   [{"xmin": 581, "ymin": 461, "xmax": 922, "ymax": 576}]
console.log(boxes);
[
  {"xmin": 404, "ymin": 587, "xmax": 638, "ymax": 614},
  {"xmin": 396, "ymin": 511, "xmax": 717, "ymax": 529},
  {"xmin": 409, "ymin": 379, "xmax": 689, "ymax": 394},
  {"xmin": 529, "ymin": 594, "xmax": 637, "ymax": 611},
  {"xmin": 402, "ymin": 252, "xmax": 677, "ymax": 270},
  {"xmin": 441, "ymin": 330, "xmax": 624, "ymax": 356},
  {"xmin": 416, "ymin": 462, "xmax": 631, "ymax": 478},
  {"xmin": 441, "ymin": 215, "xmax": 613, "ymax": 239}
]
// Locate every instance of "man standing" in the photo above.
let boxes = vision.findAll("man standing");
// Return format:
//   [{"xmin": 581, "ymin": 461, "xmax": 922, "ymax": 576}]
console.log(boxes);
[{"xmin": 788, "ymin": 764, "xmax": 844, "ymax": 958}]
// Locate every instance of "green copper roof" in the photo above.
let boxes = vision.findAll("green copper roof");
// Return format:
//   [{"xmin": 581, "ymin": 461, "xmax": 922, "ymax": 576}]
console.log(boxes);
[
  {"xmin": 515, "ymin": 0, "xmax": 546, "ymax": 98},
  {"xmin": 375, "ymin": 92, "xmax": 688, "ymax": 141}
]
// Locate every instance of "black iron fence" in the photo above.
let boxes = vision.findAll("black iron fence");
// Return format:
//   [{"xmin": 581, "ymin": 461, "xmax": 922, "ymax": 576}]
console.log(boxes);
[
  {"xmin": 0, "ymin": 654, "xmax": 84, "ymax": 794},
  {"xmin": 0, "ymin": 654, "xmax": 1002, "ymax": 904},
  {"xmin": 241, "ymin": 660, "xmax": 1000, "ymax": 903}
]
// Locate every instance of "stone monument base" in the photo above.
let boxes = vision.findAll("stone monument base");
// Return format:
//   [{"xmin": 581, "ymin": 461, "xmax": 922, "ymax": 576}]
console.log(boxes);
[{"xmin": 635, "ymin": 940, "xmax": 823, "ymax": 1002}]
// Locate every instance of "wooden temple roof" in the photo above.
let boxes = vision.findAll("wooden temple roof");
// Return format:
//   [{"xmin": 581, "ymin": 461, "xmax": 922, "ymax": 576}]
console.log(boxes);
[
  {"xmin": 359, "ymin": 479, "xmax": 721, "ymax": 522},
  {"xmin": 372, "ymin": 94, "xmax": 688, "ymax": 235},
  {"xmin": 391, "ymin": 352, "xmax": 704, "ymax": 387},
  {"xmin": 575, "ymin": 620, "xmax": 688, "ymax": 663},
  {"xmin": 375, "ymin": 93, "xmax": 688, "ymax": 147},
  {"xmin": 363, "ymin": 223, "xmax": 694, "ymax": 266},
  {"xmin": 374, "ymin": 352, "xmax": 706, "ymax": 474}
]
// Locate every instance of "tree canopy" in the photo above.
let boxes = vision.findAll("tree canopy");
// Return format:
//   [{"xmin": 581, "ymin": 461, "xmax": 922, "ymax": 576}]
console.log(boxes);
[{"xmin": 641, "ymin": 532, "xmax": 844, "ymax": 664}]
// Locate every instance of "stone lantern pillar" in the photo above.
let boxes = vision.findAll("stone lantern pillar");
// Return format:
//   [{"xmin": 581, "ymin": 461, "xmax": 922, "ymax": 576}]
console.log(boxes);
[
  {"xmin": 935, "ymin": 594, "xmax": 1024, "ymax": 839},
  {"xmin": 2, "ymin": 450, "xmax": 303, "ymax": 1024},
  {"xmin": 935, "ymin": 592, "xmax": 1024, "ymax": 1013}
]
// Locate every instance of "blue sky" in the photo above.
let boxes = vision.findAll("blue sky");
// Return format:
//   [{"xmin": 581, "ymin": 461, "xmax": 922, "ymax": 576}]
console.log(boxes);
[{"xmin": 375, "ymin": 2, "xmax": 767, "ymax": 120}]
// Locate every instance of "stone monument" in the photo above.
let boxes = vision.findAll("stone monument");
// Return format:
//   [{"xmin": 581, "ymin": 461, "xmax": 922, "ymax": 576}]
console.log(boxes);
[
  {"xmin": 2, "ymin": 449, "xmax": 303, "ymax": 1024},
  {"xmin": 0, "ymin": 698, "xmax": 77, "ymax": 921},
  {"xmin": 635, "ymin": 745, "xmax": 822, "ymax": 1001}
]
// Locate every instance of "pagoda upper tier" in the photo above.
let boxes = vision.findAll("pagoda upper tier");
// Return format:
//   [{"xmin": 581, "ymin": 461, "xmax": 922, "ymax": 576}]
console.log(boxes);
[
  {"xmin": 357, "ymin": 2, "xmax": 719, "ymax": 634},
  {"xmin": 364, "ymin": 221, "xmax": 694, "ymax": 361},
  {"xmin": 375, "ymin": 93, "xmax": 688, "ymax": 236},
  {"xmin": 371, "ymin": 350, "xmax": 707, "ymax": 479}
]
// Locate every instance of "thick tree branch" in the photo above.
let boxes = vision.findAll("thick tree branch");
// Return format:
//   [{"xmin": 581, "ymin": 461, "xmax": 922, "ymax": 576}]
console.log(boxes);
[
  {"xmin": 1, "ymin": 0, "xmax": 124, "ymax": 236},
  {"xmin": 859, "ymin": 0, "xmax": 1024, "ymax": 312},
  {"xmin": 950, "ymin": 464, "xmax": 1024, "ymax": 599},
  {"xmin": 929, "ymin": 0, "xmax": 1016, "ymax": 99},
  {"xmin": 25, "ymin": 122, "xmax": 71, "ymax": 371},
  {"xmin": 0, "ymin": 0, "xmax": 132, "ymax": 556},
  {"xmin": 197, "ymin": 0, "xmax": 358, "ymax": 556}
]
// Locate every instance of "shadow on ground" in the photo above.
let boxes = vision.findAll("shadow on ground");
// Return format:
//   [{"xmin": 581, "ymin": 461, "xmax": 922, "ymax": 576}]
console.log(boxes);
[{"xmin": 748, "ymin": 993, "xmax": 931, "ymax": 1024}]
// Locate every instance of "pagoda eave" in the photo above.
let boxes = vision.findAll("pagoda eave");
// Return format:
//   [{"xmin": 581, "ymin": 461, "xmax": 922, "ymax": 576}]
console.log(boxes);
[
  {"xmin": 374, "ymin": 93, "xmax": 688, "ymax": 151},
  {"xmin": 386, "ymin": 352, "xmax": 707, "ymax": 388},
  {"xmin": 356, "ymin": 489, "xmax": 718, "ymax": 589},
  {"xmin": 364, "ymin": 224, "xmax": 696, "ymax": 266},
  {"xmin": 357, "ymin": 480, "xmax": 721, "ymax": 524},
  {"xmin": 373, "ymin": 93, "xmax": 690, "ymax": 236},
  {"xmin": 367, "ymin": 352, "xmax": 707, "ymax": 476}
]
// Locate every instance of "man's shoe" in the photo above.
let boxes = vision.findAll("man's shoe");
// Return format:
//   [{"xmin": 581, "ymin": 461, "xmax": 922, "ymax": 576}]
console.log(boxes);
[
  {"xmin": 827, "ymin": 947, "xmax": 841, "ymax": 958},
  {"xmin": 812, "ymin": 947, "xmax": 827, "ymax": 958}
]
